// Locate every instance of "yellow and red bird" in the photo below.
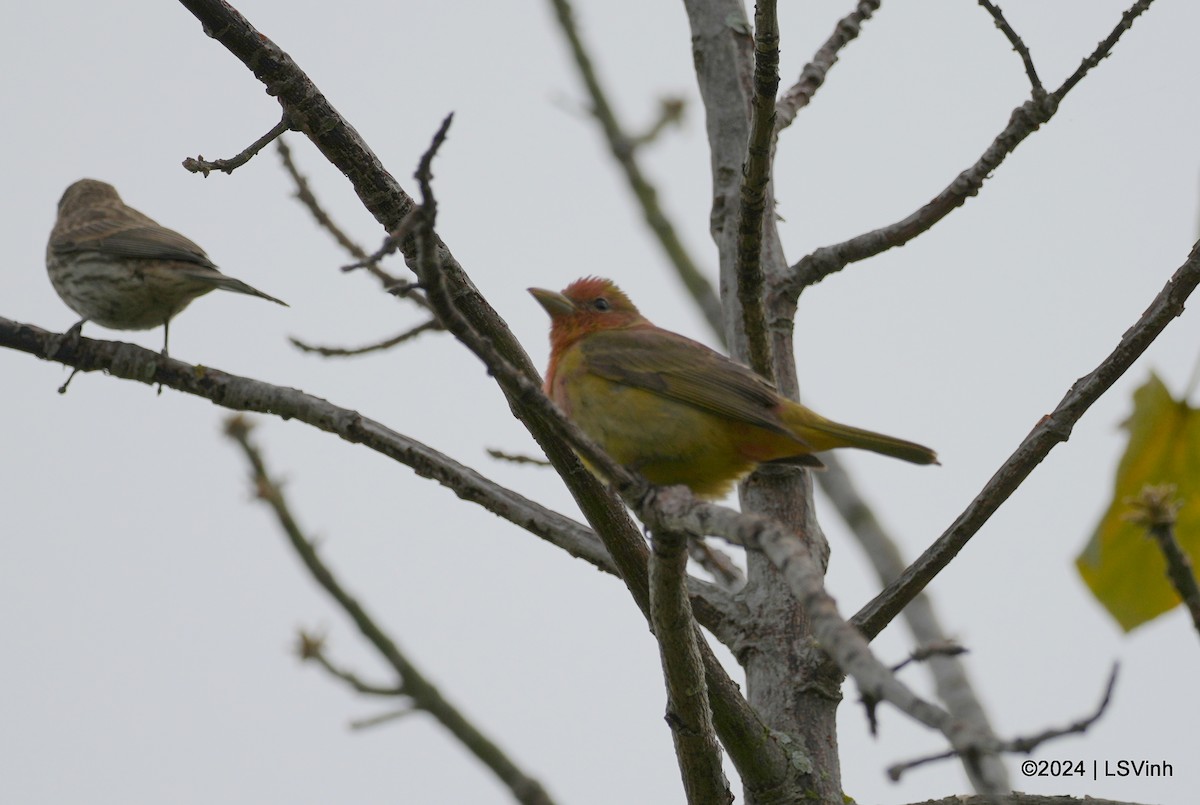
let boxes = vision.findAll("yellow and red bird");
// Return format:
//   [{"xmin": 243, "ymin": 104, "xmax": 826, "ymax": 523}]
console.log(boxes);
[{"xmin": 530, "ymin": 277, "xmax": 936, "ymax": 498}]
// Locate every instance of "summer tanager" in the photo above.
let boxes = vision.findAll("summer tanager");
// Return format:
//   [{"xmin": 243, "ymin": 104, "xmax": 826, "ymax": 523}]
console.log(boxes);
[{"xmin": 530, "ymin": 277, "xmax": 937, "ymax": 498}]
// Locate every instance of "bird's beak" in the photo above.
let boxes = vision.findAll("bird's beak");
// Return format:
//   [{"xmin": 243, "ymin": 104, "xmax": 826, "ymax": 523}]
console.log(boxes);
[{"xmin": 528, "ymin": 287, "xmax": 575, "ymax": 318}]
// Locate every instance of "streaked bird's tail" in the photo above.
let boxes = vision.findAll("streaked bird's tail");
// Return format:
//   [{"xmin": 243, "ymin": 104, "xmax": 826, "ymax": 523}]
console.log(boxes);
[{"xmin": 181, "ymin": 267, "xmax": 288, "ymax": 307}]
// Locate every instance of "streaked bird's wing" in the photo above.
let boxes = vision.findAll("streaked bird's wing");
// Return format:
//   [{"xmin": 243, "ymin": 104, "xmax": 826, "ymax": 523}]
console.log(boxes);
[{"xmin": 51, "ymin": 220, "xmax": 215, "ymax": 268}]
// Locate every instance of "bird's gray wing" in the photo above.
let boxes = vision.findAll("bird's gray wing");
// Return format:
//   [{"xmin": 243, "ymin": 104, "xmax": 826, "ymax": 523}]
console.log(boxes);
[{"xmin": 51, "ymin": 221, "xmax": 216, "ymax": 268}]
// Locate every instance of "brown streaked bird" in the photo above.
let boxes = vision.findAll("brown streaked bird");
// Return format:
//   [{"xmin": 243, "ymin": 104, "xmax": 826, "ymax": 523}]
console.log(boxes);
[
  {"xmin": 530, "ymin": 277, "xmax": 937, "ymax": 499},
  {"xmin": 46, "ymin": 178, "xmax": 287, "ymax": 356}
]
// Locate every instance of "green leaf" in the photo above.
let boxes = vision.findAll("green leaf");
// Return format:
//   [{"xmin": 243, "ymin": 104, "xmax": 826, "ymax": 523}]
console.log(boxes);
[{"xmin": 1077, "ymin": 372, "xmax": 1200, "ymax": 631}]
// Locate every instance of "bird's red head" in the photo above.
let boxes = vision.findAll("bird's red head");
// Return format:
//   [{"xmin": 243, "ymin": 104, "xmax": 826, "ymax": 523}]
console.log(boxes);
[{"xmin": 529, "ymin": 277, "xmax": 647, "ymax": 354}]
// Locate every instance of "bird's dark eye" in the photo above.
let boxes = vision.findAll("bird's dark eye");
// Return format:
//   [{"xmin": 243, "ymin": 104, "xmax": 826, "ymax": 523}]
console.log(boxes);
[{"xmin": 592, "ymin": 297, "xmax": 611, "ymax": 311}]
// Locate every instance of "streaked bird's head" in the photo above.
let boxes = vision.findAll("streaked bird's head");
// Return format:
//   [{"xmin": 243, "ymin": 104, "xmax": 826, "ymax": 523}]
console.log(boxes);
[{"xmin": 57, "ymin": 179, "xmax": 122, "ymax": 215}]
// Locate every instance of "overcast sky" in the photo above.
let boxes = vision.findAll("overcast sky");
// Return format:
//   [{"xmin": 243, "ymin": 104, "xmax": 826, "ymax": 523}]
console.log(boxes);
[{"xmin": 3, "ymin": 1, "xmax": 1198, "ymax": 803}]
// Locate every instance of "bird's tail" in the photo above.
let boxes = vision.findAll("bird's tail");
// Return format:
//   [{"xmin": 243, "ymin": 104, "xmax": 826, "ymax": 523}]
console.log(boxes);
[
  {"xmin": 783, "ymin": 404, "xmax": 938, "ymax": 465},
  {"xmin": 182, "ymin": 267, "xmax": 288, "ymax": 307}
]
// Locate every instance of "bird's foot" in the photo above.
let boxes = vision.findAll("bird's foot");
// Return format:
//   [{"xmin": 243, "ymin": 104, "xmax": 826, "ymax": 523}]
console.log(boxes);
[{"xmin": 52, "ymin": 321, "xmax": 87, "ymax": 394}]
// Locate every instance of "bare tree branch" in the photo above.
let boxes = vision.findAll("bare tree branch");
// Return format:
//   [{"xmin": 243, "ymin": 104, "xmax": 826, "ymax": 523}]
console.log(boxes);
[
  {"xmin": 680, "ymin": 1, "xmax": 851, "ymax": 799},
  {"xmin": 854, "ymin": 240, "xmax": 1200, "ymax": 639},
  {"xmin": 888, "ymin": 665, "xmax": 1119, "ymax": 781},
  {"xmin": 780, "ymin": 0, "xmax": 1157, "ymax": 300},
  {"xmin": 289, "ymin": 318, "xmax": 442, "ymax": 357},
  {"xmin": 775, "ymin": 0, "xmax": 881, "ymax": 134},
  {"xmin": 486, "ymin": 448, "xmax": 552, "ymax": 468},
  {"xmin": 300, "ymin": 635, "xmax": 406, "ymax": 696},
  {"xmin": 4, "ymin": 317, "xmax": 606, "ymax": 564},
  {"xmin": 276, "ymin": 137, "xmax": 370, "ymax": 260},
  {"xmin": 172, "ymin": 1, "xmax": 667, "ymax": 671},
  {"xmin": 554, "ymin": 22, "xmax": 983, "ymax": 786},
  {"xmin": 687, "ymin": 539, "xmax": 746, "ymax": 591},
  {"xmin": 398, "ymin": 244, "xmax": 983, "ymax": 790},
  {"xmin": 650, "ymin": 528, "xmax": 733, "ymax": 805},
  {"xmin": 734, "ymin": 0, "xmax": 780, "ymax": 380},
  {"xmin": 624, "ymin": 7, "xmax": 1004, "ymax": 793},
  {"xmin": 224, "ymin": 416, "xmax": 558, "ymax": 805},
  {"xmin": 890, "ymin": 641, "xmax": 967, "ymax": 674},
  {"xmin": 1057, "ymin": 0, "xmax": 1154, "ymax": 98},
  {"xmin": 1005, "ymin": 664, "xmax": 1119, "ymax": 754},
  {"xmin": 412, "ymin": 116, "xmax": 735, "ymax": 804},
  {"xmin": 637, "ymin": 485, "xmax": 1006, "ymax": 794},
  {"xmin": 977, "ymin": 0, "xmax": 1044, "ymax": 95},
  {"xmin": 141, "ymin": 5, "xmax": 794, "ymax": 778},
  {"xmin": 277, "ymin": 137, "xmax": 437, "ymax": 316},
  {"xmin": 183, "ymin": 113, "xmax": 292, "ymax": 176},
  {"xmin": 341, "ymin": 211, "xmax": 422, "ymax": 273},
  {"xmin": 349, "ymin": 707, "xmax": 418, "ymax": 731},
  {"xmin": 1, "ymin": 316, "xmax": 743, "ymax": 641},
  {"xmin": 141, "ymin": 4, "xmax": 1151, "ymax": 800}
]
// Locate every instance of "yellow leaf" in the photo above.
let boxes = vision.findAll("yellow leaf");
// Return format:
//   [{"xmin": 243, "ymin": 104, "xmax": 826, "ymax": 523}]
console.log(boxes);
[{"xmin": 1077, "ymin": 373, "xmax": 1200, "ymax": 631}]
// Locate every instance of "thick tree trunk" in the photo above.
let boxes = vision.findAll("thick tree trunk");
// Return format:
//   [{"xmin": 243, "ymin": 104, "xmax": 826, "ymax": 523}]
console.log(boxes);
[{"xmin": 681, "ymin": 1, "xmax": 844, "ymax": 801}]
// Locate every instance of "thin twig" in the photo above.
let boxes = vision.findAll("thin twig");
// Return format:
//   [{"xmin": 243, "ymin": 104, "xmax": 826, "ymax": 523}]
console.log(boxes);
[
  {"xmin": 343, "ymin": 224, "xmax": 438, "ymax": 314},
  {"xmin": 854, "ymin": 240, "xmax": 1200, "ymax": 640},
  {"xmin": 276, "ymin": 138, "xmax": 435, "ymax": 312},
  {"xmin": 410, "ymin": 117, "xmax": 650, "ymax": 521},
  {"xmin": 687, "ymin": 539, "xmax": 746, "ymax": 591},
  {"xmin": 290, "ymin": 318, "xmax": 442, "ymax": 357},
  {"xmin": 775, "ymin": 0, "xmax": 881, "ymax": 134},
  {"xmin": 888, "ymin": 664, "xmax": 1120, "ymax": 780},
  {"xmin": 1127, "ymin": 485, "xmax": 1200, "ymax": 637},
  {"xmin": 546, "ymin": 0, "xmax": 724, "ymax": 341},
  {"xmin": 885, "ymin": 747, "xmax": 958, "ymax": 781},
  {"xmin": 817, "ymin": 454, "xmax": 1009, "ymax": 791},
  {"xmin": 1057, "ymin": 0, "xmax": 1154, "ymax": 99},
  {"xmin": 341, "ymin": 210, "xmax": 423, "ymax": 273},
  {"xmin": 977, "ymin": 1, "xmax": 1044, "ymax": 95},
  {"xmin": 306, "ymin": 645, "xmax": 406, "ymax": 697},
  {"xmin": 184, "ymin": 113, "xmax": 292, "ymax": 176},
  {"xmin": 734, "ymin": 0, "xmax": 780, "ymax": 380},
  {"xmin": 276, "ymin": 137, "xmax": 370, "ymax": 260},
  {"xmin": 891, "ymin": 641, "xmax": 968, "ymax": 674},
  {"xmin": 1006, "ymin": 665, "xmax": 1119, "ymax": 754},
  {"xmin": 782, "ymin": 0, "xmax": 1156, "ymax": 299},
  {"xmin": 349, "ymin": 707, "xmax": 418, "ymax": 731},
  {"xmin": 782, "ymin": 92, "xmax": 1052, "ymax": 295},
  {"xmin": 224, "ymin": 416, "xmax": 558, "ymax": 805},
  {"xmin": 486, "ymin": 449, "xmax": 552, "ymax": 468}
]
